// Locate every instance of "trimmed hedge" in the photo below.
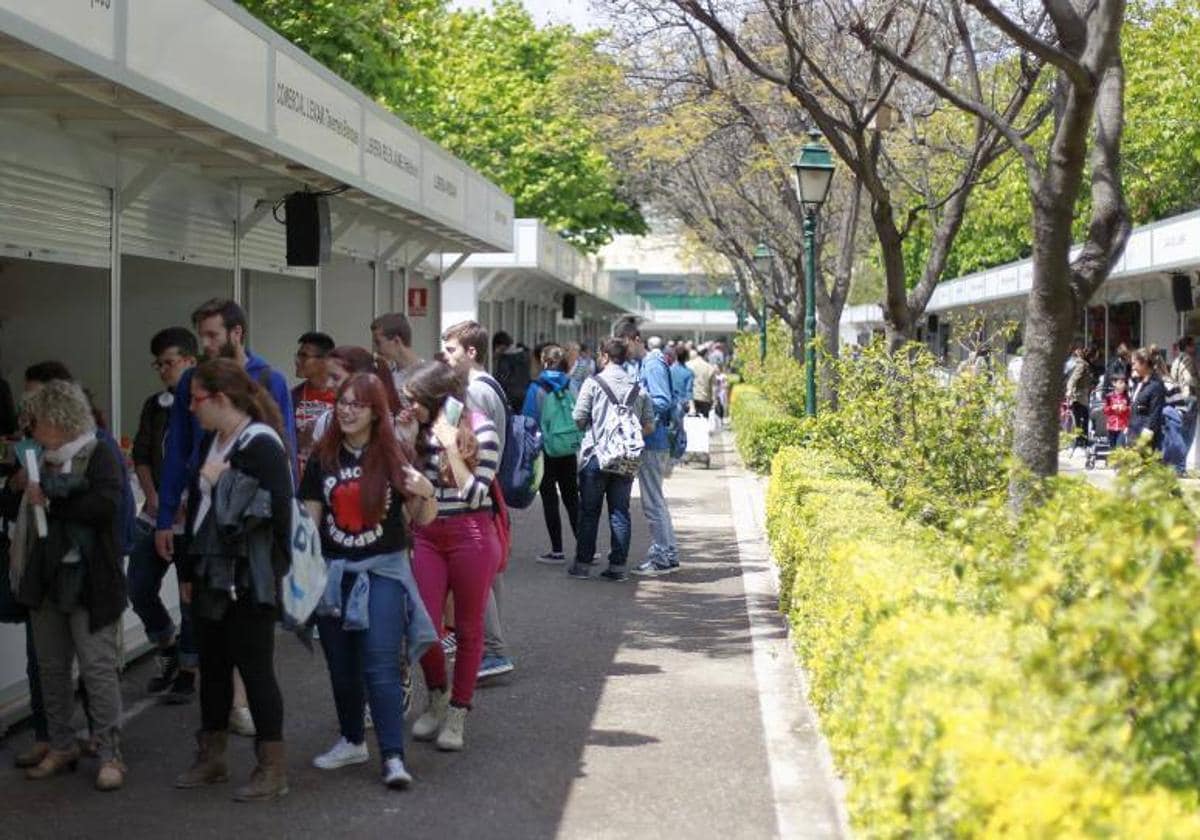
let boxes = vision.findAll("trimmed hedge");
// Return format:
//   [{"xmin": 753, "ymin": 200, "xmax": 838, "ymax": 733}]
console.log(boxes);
[
  {"xmin": 728, "ymin": 384, "xmax": 811, "ymax": 472},
  {"xmin": 767, "ymin": 446, "xmax": 1200, "ymax": 838}
]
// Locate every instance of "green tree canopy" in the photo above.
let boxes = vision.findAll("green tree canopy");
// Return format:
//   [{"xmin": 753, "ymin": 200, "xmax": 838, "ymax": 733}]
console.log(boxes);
[{"xmin": 237, "ymin": 0, "xmax": 646, "ymax": 250}]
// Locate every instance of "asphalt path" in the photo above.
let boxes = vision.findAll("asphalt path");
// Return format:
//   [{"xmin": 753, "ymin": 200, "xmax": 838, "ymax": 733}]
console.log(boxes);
[{"xmin": 0, "ymin": 433, "xmax": 841, "ymax": 840}]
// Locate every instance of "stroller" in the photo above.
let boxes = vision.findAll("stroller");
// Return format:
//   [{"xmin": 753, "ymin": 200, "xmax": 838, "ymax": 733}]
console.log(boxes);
[{"xmin": 1084, "ymin": 388, "xmax": 1111, "ymax": 470}]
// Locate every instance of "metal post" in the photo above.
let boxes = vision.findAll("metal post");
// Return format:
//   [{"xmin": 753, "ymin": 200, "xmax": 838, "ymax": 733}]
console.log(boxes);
[
  {"xmin": 760, "ymin": 297, "xmax": 767, "ymax": 362},
  {"xmin": 804, "ymin": 208, "xmax": 818, "ymax": 417}
]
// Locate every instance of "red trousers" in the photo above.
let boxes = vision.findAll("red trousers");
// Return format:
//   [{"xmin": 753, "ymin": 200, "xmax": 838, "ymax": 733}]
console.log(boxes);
[{"xmin": 411, "ymin": 511, "xmax": 500, "ymax": 707}]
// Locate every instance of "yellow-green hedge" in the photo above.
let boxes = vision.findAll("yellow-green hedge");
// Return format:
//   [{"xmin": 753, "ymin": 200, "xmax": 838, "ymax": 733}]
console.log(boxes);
[
  {"xmin": 729, "ymin": 384, "xmax": 811, "ymax": 472},
  {"xmin": 768, "ymin": 446, "xmax": 1200, "ymax": 838}
]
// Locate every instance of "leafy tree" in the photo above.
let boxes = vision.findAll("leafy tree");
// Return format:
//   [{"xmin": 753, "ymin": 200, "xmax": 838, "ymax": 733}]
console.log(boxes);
[{"xmin": 237, "ymin": 0, "xmax": 646, "ymax": 249}]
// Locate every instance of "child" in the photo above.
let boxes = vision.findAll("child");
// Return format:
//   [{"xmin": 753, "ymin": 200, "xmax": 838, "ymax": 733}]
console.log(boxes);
[{"xmin": 1103, "ymin": 376, "xmax": 1131, "ymax": 447}]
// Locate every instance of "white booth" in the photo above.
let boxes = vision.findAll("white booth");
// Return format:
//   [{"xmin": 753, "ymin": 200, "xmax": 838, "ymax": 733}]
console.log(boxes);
[{"xmin": 0, "ymin": 0, "xmax": 514, "ymax": 730}]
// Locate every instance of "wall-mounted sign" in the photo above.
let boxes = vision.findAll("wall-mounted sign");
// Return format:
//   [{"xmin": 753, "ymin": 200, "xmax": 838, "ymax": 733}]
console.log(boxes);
[
  {"xmin": 408, "ymin": 286, "xmax": 428, "ymax": 317},
  {"xmin": 274, "ymin": 52, "xmax": 361, "ymax": 175}
]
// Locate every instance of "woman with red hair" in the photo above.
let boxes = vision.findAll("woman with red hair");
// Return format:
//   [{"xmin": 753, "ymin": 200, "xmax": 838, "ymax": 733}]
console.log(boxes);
[{"xmin": 299, "ymin": 372, "xmax": 438, "ymax": 789}]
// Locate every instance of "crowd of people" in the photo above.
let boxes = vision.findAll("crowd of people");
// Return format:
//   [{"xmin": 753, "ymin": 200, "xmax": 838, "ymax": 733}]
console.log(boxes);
[{"xmin": 0, "ymin": 295, "xmax": 734, "ymax": 798}]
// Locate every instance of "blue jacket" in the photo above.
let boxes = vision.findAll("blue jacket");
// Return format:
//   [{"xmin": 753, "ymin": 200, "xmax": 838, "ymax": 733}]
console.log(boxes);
[
  {"xmin": 636, "ymin": 351, "xmax": 673, "ymax": 451},
  {"xmin": 521, "ymin": 370, "xmax": 572, "ymax": 422},
  {"xmin": 670, "ymin": 362, "xmax": 694, "ymax": 405},
  {"xmin": 156, "ymin": 351, "xmax": 296, "ymax": 531}
]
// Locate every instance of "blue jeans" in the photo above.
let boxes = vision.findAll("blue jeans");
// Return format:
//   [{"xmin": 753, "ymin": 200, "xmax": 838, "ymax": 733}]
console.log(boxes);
[
  {"xmin": 574, "ymin": 457, "xmax": 634, "ymax": 567},
  {"xmin": 637, "ymin": 449, "xmax": 677, "ymax": 564},
  {"xmin": 127, "ymin": 521, "xmax": 196, "ymax": 667},
  {"xmin": 317, "ymin": 573, "xmax": 409, "ymax": 760}
]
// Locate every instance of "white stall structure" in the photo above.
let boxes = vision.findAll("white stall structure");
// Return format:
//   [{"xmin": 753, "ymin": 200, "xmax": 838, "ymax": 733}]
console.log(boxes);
[
  {"xmin": 441, "ymin": 218, "xmax": 645, "ymax": 352},
  {"xmin": 840, "ymin": 208, "xmax": 1200, "ymax": 361},
  {"xmin": 0, "ymin": 0, "xmax": 514, "ymax": 729}
]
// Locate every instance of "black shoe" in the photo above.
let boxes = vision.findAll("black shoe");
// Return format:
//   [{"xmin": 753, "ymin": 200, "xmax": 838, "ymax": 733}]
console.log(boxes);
[
  {"xmin": 161, "ymin": 668, "xmax": 195, "ymax": 705},
  {"xmin": 566, "ymin": 563, "xmax": 592, "ymax": 580},
  {"xmin": 599, "ymin": 568, "xmax": 629, "ymax": 582},
  {"xmin": 146, "ymin": 646, "xmax": 179, "ymax": 694}
]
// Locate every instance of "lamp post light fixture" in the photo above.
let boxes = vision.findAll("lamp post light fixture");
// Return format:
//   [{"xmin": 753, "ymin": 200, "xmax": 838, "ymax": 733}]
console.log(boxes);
[
  {"xmin": 752, "ymin": 243, "xmax": 772, "ymax": 362},
  {"xmin": 790, "ymin": 129, "xmax": 836, "ymax": 417}
]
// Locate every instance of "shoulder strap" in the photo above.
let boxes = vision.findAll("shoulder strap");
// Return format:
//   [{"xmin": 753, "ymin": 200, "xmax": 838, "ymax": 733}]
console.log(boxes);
[
  {"xmin": 624, "ymin": 383, "xmax": 641, "ymax": 407},
  {"xmin": 593, "ymin": 374, "xmax": 620, "ymax": 406},
  {"xmin": 478, "ymin": 374, "xmax": 511, "ymax": 420}
]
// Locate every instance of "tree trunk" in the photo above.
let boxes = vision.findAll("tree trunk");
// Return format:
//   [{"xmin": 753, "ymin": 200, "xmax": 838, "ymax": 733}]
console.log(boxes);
[
  {"xmin": 817, "ymin": 310, "xmax": 841, "ymax": 409},
  {"xmin": 1010, "ymin": 200, "xmax": 1081, "ymax": 496}
]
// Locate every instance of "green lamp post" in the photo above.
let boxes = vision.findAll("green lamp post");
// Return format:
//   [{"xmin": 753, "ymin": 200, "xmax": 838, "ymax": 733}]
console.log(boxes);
[
  {"xmin": 790, "ymin": 130, "xmax": 836, "ymax": 417},
  {"xmin": 752, "ymin": 243, "xmax": 772, "ymax": 361}
]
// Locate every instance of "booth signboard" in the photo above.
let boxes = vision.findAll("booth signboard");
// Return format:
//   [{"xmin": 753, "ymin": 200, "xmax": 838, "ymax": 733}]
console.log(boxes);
[{"xmin": 408, "ymin": 286, "xmax": 428, "ymax": 317}]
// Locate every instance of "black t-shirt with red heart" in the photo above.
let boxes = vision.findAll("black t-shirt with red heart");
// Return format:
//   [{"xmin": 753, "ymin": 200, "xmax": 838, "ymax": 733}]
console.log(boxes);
[{"xmin": 299, "ymin": 445, "xmax": 409, "ymax": 560}]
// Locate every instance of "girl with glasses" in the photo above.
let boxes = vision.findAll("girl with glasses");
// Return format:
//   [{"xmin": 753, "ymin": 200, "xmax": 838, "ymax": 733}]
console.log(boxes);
[{"xmin": 299, "ymin": 373, "xmax": 438, "ymax": 788}]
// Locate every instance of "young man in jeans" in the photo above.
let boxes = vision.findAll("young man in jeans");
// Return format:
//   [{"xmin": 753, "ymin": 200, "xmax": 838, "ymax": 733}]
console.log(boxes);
[
  {"xmin": 568, "ymin": 338, "xmax": 655, "ymax": 581},
  {"xmin": 128, "ymin": 327, "xmax": 198, "ymax": 702},
  {"xmin": 615, "ymin": 323, "xmax": 680, "ymax": 576},
  {"xmin": 442, "ymin": 320, "xmax": 514, "ymax": 680}
]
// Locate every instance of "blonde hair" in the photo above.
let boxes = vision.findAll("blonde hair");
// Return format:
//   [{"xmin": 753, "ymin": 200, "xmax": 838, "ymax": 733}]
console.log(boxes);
[{"xmin": 25, "ymin": 380, "xmax": 95, "ymax": 438}]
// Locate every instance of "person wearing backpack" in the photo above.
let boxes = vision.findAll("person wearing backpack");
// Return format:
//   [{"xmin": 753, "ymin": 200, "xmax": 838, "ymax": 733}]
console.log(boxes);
[
  {"xmin": 568, "ymin": 338, "xmax": 655, "ymax": 582},
  {"xmin": 521, "ymin": 344, "xmax": 582, "ymax": 564}
]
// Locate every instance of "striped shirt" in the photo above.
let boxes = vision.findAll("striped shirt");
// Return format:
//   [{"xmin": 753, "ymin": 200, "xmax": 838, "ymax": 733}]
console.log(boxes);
[{"xmin": 420, "ymin": 411, "xmax": 500, "ymax": 517}]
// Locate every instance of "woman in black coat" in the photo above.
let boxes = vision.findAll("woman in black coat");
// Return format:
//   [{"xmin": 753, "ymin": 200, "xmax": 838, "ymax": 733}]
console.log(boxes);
[{"xmin": 1128, "ymin": 347, "xmax": 1166, "ymax": 450}]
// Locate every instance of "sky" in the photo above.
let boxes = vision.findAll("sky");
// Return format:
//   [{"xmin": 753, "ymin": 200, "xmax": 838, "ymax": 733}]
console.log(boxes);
[{"xmin": 450, "ymin": 0, "xmax": 606, "ymax": 31}]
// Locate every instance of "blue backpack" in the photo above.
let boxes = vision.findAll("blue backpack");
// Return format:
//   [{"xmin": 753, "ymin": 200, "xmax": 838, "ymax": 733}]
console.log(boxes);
[{"xmin": 481, "ymin": 376, "xmax": 544, "ymax": 509}]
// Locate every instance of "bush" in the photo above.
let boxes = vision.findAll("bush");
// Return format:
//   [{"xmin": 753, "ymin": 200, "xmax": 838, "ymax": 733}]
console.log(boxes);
[
  {"xmin": 729, "ymin": 385, "xmax": 812, "ymax": 472},
  {"xmin": 767, "ymin": 445, "xmax": 1200, "ymax": 838}
]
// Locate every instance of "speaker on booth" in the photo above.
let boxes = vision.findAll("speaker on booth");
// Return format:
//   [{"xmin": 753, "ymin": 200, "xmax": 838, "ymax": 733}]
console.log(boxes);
[
  {"xmin": 1172, "ymin": 273, "xmax": 1194, "ymax": 313},
  {"xmin": 285, "ymin": 192, "xmax": 331, "ymax": 267},
  {"xmin": 562, "ymin": 292, "xmax": 577, "ymax": 320}
]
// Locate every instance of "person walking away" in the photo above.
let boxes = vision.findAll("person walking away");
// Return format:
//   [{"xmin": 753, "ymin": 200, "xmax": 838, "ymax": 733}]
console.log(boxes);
[
  {"xmin": 1066, "ymin": 345, "xmax": 1094, "ymax": 448},
  {"xmin": 687, "ymin": 349, "xmax": 717, "ymax": 418},
  {"xmin": 616, "ymin": 327, "xmax": 679, "ymax": 576},
  {"xmin": 129, "ymin": 327, "xmax": 199, "ymax": 704},
  {"xmin": 371, "ymin": 313, "xmax": 422, "ymax": 397},
  {"xmin": 403, "ymin": 362, "xmax": 503, "ymax": 751},
  {"xmin": 671, "ymin": 347, "xmax": 695, "ymax": 416},
  {"xmin": 301, "ymin": 372, "xmax": 438, "ymax": 789},
  {"xmin": 14, "ymin": 381, "xmax": 127, "ymax": 790},
  {"xmin": 1103, "ymin": 376, "xmax": 1131, "ymax": 448},
  {"xmin": 442, "ymin": 321, "xmax": 514, "ymax": 681},
  {"xmin": 1128, "ymin": 348, "xmax": 1167, "ymax": 451},
  {"xmin": 292, "ymin": 331, "xmax": 336, "ymax": 475},
  {"xmin": 1170, "ymin": 335, "xmax": 1199, "ymax": 465},
  {"xmin": 154, "ymin": 299, "xmax": 295, "ymax": 737},
  {"xmin": 568, "ymin": 338, "xmax": 654, "ymax": 582},
  {"xmin": 522, "ymin": 344, "xmax": 581, "ymax": 564},
  {"xmin": 173, "ymin": 360, "xmax": 294, "ymax": 801}
]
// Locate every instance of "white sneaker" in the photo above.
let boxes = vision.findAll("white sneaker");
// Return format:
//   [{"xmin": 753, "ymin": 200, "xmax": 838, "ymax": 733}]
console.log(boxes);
[
  {"xmin": 312, "ymin": 737, "xmax": 369, "ymax": 770},
  {"xmin": 382, "ymin": 755, "xmax": 412, "ymax": 789},
  {"xmin": 436, "ymin": 706, "xmax": 467, "ymax": 752},
  {"xmin": 412, "ymin": 688, "xmax": 449, "ymax": 741},
  {"xmin": 229, "ymin": 706, "xmax": 256, "ymax": 737}
]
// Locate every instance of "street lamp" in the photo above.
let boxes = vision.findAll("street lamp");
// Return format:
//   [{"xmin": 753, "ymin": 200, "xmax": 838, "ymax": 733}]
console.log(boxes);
[
  {"xmin": 752, "ymin": 243, "xmax": 772, "ymax": 361},
  {"xmin": 790, "ymin": 129, "xmax": 836, "ymax": 417}
]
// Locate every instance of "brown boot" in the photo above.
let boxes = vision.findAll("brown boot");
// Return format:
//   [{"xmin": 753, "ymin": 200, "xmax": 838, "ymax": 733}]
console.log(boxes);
[
  {"xmin": 25, "ymin": 744, "xmax": 81, "ymax": 780},
  {"xmin": 14, "ymin": 741, "xmax": 49, "ymax": 769},
  {"xmin": 175, "ymin": 730, "xmax": 229, "ymax": 788},
  {"xmin": 233, "ymin": 741, "xmax": 288, "ymax": 802},
  {"xmin": 96, "ymin": 758, "xmax": 127, "ymax": 791}
]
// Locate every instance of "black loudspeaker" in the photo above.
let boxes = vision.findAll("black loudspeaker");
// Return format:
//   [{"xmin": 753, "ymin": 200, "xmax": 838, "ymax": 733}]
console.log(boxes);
[
  {"xmin": 1172, "ymin": 273, "xmax": 1194, "ymax": 313},
  {"xmin": 562, "ymin": 293, "xmax": 577, "ymax": 320},
  {"xmin": 285, "ymin": 192, "xmax": 331, "ymax": 267},
  {"xmin": 927, "ymin": 313, "xmax": 939, "ymax": 334}
]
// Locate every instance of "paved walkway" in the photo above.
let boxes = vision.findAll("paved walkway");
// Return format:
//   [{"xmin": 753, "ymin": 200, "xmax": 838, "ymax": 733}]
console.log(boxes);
[{"xmin": 0, "ymin": 431, "xmax": 844, "ymax": 840}]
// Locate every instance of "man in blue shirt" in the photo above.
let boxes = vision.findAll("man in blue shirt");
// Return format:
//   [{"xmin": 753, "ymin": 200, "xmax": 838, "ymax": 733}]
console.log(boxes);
[
  {"xmin": 153, "ymin": 299, "xmax": 296, "ymax": 562},
  {"xmin": 616, "ymin": 321, "xmax": 679, "ymax": 575}
]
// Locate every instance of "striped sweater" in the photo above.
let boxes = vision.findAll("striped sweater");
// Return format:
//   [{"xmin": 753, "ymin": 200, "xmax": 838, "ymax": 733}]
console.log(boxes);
[{"xmin": 420, "ymin": 411, "xmax": 500, "ymax": 517}]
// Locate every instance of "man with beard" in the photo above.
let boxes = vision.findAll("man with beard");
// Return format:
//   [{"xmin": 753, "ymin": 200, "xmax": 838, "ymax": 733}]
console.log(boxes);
[{"xmin": 153, "ymin": 298, "xmax": 296, "ymax": 563}]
